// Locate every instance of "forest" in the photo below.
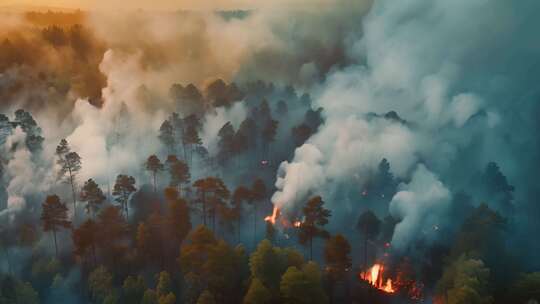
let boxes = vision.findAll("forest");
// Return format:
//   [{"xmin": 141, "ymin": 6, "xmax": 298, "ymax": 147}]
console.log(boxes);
[{"xmin": 1, "ymin": 1, "xmax": 540, "ymax": 304}]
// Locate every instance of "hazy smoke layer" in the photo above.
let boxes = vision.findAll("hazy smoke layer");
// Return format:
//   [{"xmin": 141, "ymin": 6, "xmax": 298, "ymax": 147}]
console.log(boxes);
[
  {"xmin": 1, "ymin": 0, "xmax": 539, "ymax": 256},
  {"xmin": 272, "ymin": 0, "xmax": 540, "ymax": 249}
]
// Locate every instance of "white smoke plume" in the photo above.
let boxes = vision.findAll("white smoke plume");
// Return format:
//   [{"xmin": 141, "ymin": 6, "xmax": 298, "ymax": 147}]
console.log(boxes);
[
  {"xmin": 1, "ymin": 127, "xmax": 50, "ymax": 219},
  {"xmin": 201, "ymin": 102, "xmax": 247, "ymax": 154},
  {"xmin": 270, "ymin": 0, "xmax": 527, "ymax": 248},
  {"xmin": 389, "ymin": 164, "xmax": 451, "ymax": 251}
]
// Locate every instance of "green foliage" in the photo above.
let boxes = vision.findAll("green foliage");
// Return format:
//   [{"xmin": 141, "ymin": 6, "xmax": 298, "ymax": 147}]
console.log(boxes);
[
  {"xmin": 192, "ymin": 177, "xmax": 230, "ymax": 228},
  {"xmin": 279, "ymin": 262, "xmax": 328, "ymax": 304},
  {"xmin": 97, "ymin": 206, "xmax": 128, "ymax": 248},
  {"xmin": 265, "ymin": 222, "xmax": 276, "ymax": 243},
  {"xmin": 158, "ymin": 292, "xmax": 176, "ymax": 304},
  {"xmin": 436, "ymin": 255, "xmax": 492, "ymax": 304},
  {"xmin": 141, "ymin": 289, "xmax": 159, "ymax": 304},
  {"xmin": 180, "ymin": 225, "xmax": 246, "ymax": 302},
  {"xmin": 41, "ymin": 195, "xmax": 71, "ymax": 232},
  {"xmin": 451, "ymin": 204, "xmax": 506, "ymax": 260},
  {"xmin": 72, "ymin": 219, "xmax": 98, "ymax": 262},
  {"xmin": 165, "ymin": 156, "xmax": 191, "ymax": 192},
  {"xmin": 14, "ymin": 281, "xmax": 40, "ymax": 304},
  {"xmin": 179, "ymin": 225, "xmax": 218, "ymax": 272},
  {"xmin": 159, "ymin": 119, "xmax": 176, "ymax": 154},
  {"xmin": 122, "ymin": 275, "xmax": 145, "ymax": 304},
  {"xmin": 299, "ymin": 196, "xmax": 331, "ymax": 259},
  {"xmin": 324, "ymin": 234, "xmax": 352, "ymax": 282},
  {"xmin": 88, "ymin": 266, "xmax": 114, "ymax": 303},
  {"xmin": 80, "ymin": 178, "xmax": 106, "ymax": 217},
  {"xmin": 112, "ymin": 174, "xmax": 137, "ymax": 217},
  {"xmin": 249, "ymin": 240, "xmax": 305, "ymax": 291},
  {"xmin": 511, "ymin": 272, "xmax": 540, "ymax": 303},
  {"xmin": 243, "ymin": 278, "xmax": 271, "ymax": 304},
  {"xmin": 165, "ymin": 189, "xmax": 192, "ymax": 247},
  {"xmin": 103, "ymin": 292, "xmax": 119, "ymax": 304},
  {"xmin": 41, "ymin": 195, "xmax": 71, "ymax": 256},
  {"xmin": 156, "ymin": 271, "xmax": 172, "ymax": 298},
  {"xmin": 145, "ymin": 155, "xmax": 165, "ymax": 174},
  {"xmin": 30, "ymin": 257, "xmax": 61, "ymax": 289},
  {"xmin": 0, "ymin": 278, "xmax": 41, "ymax": 304},
  {"xmin": 145, "ymin": 155, "xmax": 164, "ymax": 191},
  {"xmin": 196, "ymin": 290, "xmax": 216, "ymax": 304}
]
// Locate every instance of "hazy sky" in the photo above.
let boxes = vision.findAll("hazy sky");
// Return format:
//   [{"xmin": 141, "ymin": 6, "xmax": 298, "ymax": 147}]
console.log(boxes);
[{"xmin": 1, "ymin": 0, "xmax": 333, "ymax": 10}]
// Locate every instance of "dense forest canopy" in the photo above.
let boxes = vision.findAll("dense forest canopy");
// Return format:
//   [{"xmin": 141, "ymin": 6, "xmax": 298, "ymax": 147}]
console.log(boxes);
[{"xmin": 0, "ymin": 1, "xmax": 539, "ymax": 303}]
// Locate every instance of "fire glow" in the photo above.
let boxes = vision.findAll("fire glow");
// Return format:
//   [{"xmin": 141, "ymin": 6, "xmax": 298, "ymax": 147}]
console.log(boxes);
[
  {"xmin": 264, "ymin": 206, "xmax": 279, "ymax": 225},
  {"xmin": 264, "ymin": 206, "xmax": 303, "ymax": 228},
  {"xmin": 360, "ymin": 263, "xmax": 395, "ymax": 293}
]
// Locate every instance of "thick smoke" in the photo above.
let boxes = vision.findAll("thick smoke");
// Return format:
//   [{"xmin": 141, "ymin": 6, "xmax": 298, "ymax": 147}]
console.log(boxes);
[
  {"xmin": 389, "ymin": 164, "xmax": 451, "ymax": 251},
  {"xmin": 1, "ymin": 0, "xmax": 539, "ymax": 277},
  {"xmin": 1, "ymin": 127, "xmax": 51, "ymax": 219},
  {"xmin": 272, "ymin": 0, "xmax": 540, "ymax": 250}
]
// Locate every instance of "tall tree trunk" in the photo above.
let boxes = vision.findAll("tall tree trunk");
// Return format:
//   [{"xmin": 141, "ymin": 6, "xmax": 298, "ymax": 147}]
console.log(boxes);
[
  {"xmin": 253, "ymin": 204, "xmax": 257, "ymax": 248},
  {"xmin": 364, "ymin": 236, "xmax": 368, "ymax": 271},
  {"xmin": 310, "ymin": 237, "xmax": 313, "ymax": 261},
  {"xmin": 53, "ymin": 229, "xmax": 58, "ymax": 258},
  {"xmin": 328, "ymin": 280, "xmax": 335, "ymax": 304},
  {"xmin": 69, "ymin": 169, "xmax": 77, "ymax": 221},
  {"xmin": 4, "ymin": 248, "xmax": 12, "ymax": 275},
  {"xmin": 125, "ymin": 200, "xmax": 129, "ymax": 220},
  {"xmin": 212, "ymin": 210, "xmax": 216, "ymax": 233},
  {"xmin": 92, "ymin": 244, "xmax": 97, "ymax": 267},
  {"xmin": 202, "ymin": 192, "xmax": 207, "ymax": 226},
  {"xmin": 153, "ymin": 172, "xmax": 157, "ymax": 193},
  {"xmin": 237, "ymin": 218, "xmax": 241, "ymax": 244}
]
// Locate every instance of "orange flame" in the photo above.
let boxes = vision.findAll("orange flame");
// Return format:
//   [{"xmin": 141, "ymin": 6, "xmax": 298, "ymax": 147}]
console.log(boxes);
[
  {"xmin": 264, "ymin": 206, "xmax": 279, "ymax": 225},
  {"xmin": 360, "ymin": 263, "xmax": 395, "ymax": 293},
  {"xmin": 264, "ymin": 207, "xmax": 303, "ymax": 229}
]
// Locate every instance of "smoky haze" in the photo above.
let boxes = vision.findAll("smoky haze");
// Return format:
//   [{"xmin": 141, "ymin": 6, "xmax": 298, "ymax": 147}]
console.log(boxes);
[
  {"xmin": 2, "ymin": 0, "xmax": 348, "ymax": 11},
  {"xmin": 0, "ymin": 0, "xmax": 539, "ymax": 303}
]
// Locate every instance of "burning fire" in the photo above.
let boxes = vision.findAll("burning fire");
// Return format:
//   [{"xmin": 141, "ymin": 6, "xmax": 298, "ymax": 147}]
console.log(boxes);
[
  {"xmin": 264, "ymin": 206, "xmax": 279, "ymax": 225},
  {"xmin": 360, "ymin": 263, "xmax": 395, "ymax": 293},
  {"xmin": 264, "ymin": 207, "xmax": 303, "ymax": 228}
]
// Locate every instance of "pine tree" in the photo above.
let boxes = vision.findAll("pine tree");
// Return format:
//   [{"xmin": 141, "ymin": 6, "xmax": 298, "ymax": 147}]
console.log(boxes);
[
  {"xmin": 41, "ymin": 195, "xmax": 71, "ymax": 258},
  {"xmin": 159, "ymin": 120, "xmax": 175, "ymax": 154},
  {"xmin": 357, "ymin": 210, "xmax": 380, "ymax": 270},
  {"xmin": 299, "ymin": 196, "xmax": 331, "ymax": 260},
  {"xmin": 250, "ymin": 179, "xmax": 266, "ymax": 247},
  {"xmin": 193, "ymin": 177, "xmax": 230, "ymax": 230},
  {"xmin": 80, "ymin": 179, "xmax": 106, "ymax": 218},
  {"xmin": 56, "ymin": 139, "xmax": 82, "ymax": 220},
  {"xmin": 165, "ymin": 155, "xmax": 190, "ymax": 195},
  {"xmin": 145, "ymin": 155, "xmax": 164, "ymax": 192},
  {"xmin": 112, "ymin": 174, "xmax": 137, "ymax": 219}
]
